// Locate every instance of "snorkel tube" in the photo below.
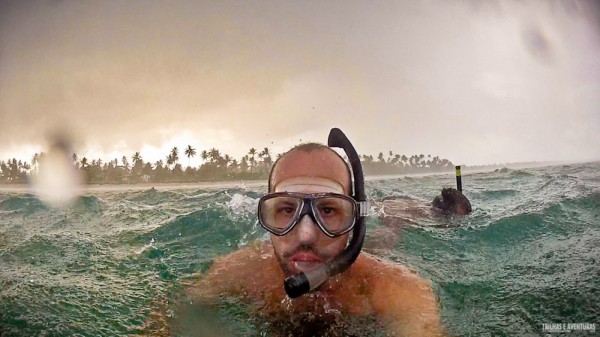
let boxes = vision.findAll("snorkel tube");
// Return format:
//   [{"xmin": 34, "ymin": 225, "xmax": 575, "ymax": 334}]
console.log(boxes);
[{"xmin": 284, "ymin": 128, "xmax": 368, "ymax": 298}]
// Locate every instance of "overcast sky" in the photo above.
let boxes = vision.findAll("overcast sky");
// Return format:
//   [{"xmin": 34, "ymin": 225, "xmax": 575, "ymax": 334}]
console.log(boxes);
[{"xmin": 1, "ymin": 0, "xmax": 599, "ymax": 166}]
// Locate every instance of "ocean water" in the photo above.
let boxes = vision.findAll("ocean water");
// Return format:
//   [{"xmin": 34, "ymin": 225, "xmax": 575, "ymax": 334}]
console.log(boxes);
[{"xmin": 1, "ymin": 162, "xmax": 599, "ymax": 336}]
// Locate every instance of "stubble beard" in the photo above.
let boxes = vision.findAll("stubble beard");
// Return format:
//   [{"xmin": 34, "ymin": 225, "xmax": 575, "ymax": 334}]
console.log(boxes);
[{"xmin": 274, "ymin": 244, "xmax": 330, "ymax": 278}]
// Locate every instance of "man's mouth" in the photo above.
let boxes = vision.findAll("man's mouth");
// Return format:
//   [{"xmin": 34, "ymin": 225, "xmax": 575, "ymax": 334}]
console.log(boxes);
[{"xmin": 288, "ymin": 252, "xmax": 323, "ymax": 273}]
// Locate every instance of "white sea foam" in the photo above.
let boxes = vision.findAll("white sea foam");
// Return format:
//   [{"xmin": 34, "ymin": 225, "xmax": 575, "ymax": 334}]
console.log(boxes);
[{"xmin": 226, "ymin": 193, "xmax": 258, "ymax": 216}]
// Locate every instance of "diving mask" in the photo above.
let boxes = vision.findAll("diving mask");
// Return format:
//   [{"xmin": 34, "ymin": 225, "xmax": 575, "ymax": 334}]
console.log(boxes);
[{"xmin": 258, "ymin": 192, "xmax": 361, "ymax": 238}]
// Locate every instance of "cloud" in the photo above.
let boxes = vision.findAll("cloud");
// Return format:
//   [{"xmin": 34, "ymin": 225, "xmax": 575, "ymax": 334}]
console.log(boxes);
[{"xmin": 1, "ymin": 0, "xmax": 599, "ymax": 165}]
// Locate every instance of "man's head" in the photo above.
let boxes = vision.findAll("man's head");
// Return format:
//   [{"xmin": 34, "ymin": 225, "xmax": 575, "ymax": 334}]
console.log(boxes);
[
  {"xmin": 431, "ymin": 187, "xmax": 472, "ymax": 215},
  {"xmin": 266, "ymin": 143, "xmax": 352, "ymax": 278}
]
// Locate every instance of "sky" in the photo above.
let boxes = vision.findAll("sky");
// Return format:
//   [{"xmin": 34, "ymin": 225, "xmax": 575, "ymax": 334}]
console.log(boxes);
[{"xmin": 1, "ymin": 0, "xmax": 599, "ymax": 167}]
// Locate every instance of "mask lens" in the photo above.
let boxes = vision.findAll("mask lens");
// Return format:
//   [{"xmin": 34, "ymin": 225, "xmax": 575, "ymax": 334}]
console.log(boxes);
[
  {"xmin": 260, "ymin": 195, "xmax": 302, "ymax": 234},
  {"xmin": 314, "ymin": 196, "xmax": 355, "ymax": 234}
]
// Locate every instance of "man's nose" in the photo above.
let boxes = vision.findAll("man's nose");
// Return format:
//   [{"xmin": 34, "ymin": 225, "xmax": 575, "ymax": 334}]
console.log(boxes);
[{"xmin": 296, "ymin": 214, "xmax": 319, "ymax": 245}]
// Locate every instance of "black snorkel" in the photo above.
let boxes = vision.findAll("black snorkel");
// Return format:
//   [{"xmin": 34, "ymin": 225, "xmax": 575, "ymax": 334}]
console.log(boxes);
[{"xmin": 284, "ymin": 128, "xmax": 368, "ymax": 298}]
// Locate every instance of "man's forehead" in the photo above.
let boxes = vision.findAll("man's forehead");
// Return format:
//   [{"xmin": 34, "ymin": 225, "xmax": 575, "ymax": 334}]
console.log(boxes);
[
  {"xmin": 274, "ymin": 177, "xmax": 344, "ymax": 193},
  {"xmin": 271, "ymin": 149, "xmax": 350, "ymax": 193}
]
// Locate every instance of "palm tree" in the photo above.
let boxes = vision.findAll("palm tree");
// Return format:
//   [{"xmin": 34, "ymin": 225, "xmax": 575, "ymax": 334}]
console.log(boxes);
[
  {"xmin": 208, "ymin": 148, "xmax": 220, "ymax": 164},
  {"xmin": 392, "ymin": 154, "xmax": 400, "ymax": 167},
  {"xmin": 432, "ymin": 156, "xmax": 440, "ymax": 169},
  {"xmin": 166, "ymin": 154, "xmax": 174, "ymax": 169},
  {"xmin": 122, "ymin": 156, "xmax": 129, "ymax": 169},
  {"xmin": 201, "ymin": 150, "xmax": 208, "ymax": 164},
  {"xmin": 262, "ymin": 147, "xmax": 270, "ymax": 158},
  {"xmin": 185, "ymin": 145, "xmax": 196, "ymax": 167},
  {"xmin": 132, "ymin": 152, "xmax": 142, "ymax": 166},
  {"xmin": 0, "ymin": 161, "xmax": 7, "ymax": 181},
  {"xmin": 223, "ymin": 154, "xmax": 231, "ymax": 175},
  {"xmin": 131, "ymin": 152, "xmax": 143, "ymax": 179},
  {"xmin": 167, "ymin": 147, "xmax": 179, "ymax": 169},
  {"xmin": 18, "ymin": 160, "xmax": 31, "ymax": 176},
  {"xmin": 240, "ymin": 157, "xmax": 248, "ymax": 174},
  {"xmin": 262, "ymin": 147, "xmax": 273, "ymax": 170},
  {"xmin": 170, "ymin": 147, "xmax": 179, "ymax": 163},
  {"xmin": 31, "ymin": 153, "xmax": 40, "ymax": 174},
  {"xmin": 248, "ymin": 148, "xmax": 257, "ymax": 172},
  {"xmin": 230, "ymin": 159, "xmax": 239, "ymax": 174}
]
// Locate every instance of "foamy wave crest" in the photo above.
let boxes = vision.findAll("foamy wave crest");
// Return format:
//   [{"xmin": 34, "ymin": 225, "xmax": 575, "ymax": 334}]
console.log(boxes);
[{"xmin": 226, "ymin": 193, "xmax": 259, "ymax": 217}]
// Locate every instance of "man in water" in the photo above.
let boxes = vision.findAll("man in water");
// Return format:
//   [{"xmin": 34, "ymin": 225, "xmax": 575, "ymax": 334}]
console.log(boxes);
[
  {"xmin": 432, "ymin": 188, "xmax": 472, "ymax": 216},
  {"xmin": 365, "ymin": 188, "xmax": 472, "ymax": 252},
  {"xmin": 378, "ymin": 187, "xmax": 471, "ymax": 228},
  {"xmin": 184, "ymin": 142, "xmax": 446, "ymax": 336}
]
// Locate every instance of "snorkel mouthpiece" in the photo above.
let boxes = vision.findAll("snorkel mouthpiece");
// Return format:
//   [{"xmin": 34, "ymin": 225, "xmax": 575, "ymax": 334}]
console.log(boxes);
[
  {"xmin": 284, "ymin": 265, "xmax": 330, "ymax": 298},
  {"xmin": 284, "ymin": 128, "xmax": 367, "ymax": 298}
]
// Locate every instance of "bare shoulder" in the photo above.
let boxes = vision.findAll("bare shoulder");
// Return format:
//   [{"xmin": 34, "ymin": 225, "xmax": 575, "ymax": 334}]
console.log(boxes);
[
  {"xmin": 208, "ymin": 241, "xmax": 269, "ymax": 274},
  {"xmin": 185, "ymin": 241, "xmax": 283, "ymax": 301},
  {"xmin": 354, "ymin": 252, "xmax": 428, "ymax": 284},
  {"xmin": 356, "ymin": 253, "xmax": 445, "ymax": 336}
]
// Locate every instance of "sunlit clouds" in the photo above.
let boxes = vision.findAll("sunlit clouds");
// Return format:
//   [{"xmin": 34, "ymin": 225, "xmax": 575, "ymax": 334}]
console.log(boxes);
[{"xmin": 1, "ymin": 0, "xmax": 599, "ymax": 166}]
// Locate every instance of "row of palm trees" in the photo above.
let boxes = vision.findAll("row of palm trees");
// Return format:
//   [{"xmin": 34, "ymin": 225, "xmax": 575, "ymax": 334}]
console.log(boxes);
[
  {"xmin": 361, "ymin": 152, "xmax": 454, "ymax": 175},
  {"xmin": 0, "ymin": 146, "xmax": 453, "ymax": 184}
]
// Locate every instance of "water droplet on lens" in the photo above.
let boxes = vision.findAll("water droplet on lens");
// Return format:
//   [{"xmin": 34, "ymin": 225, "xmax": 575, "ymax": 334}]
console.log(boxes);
[{"xmin": 31, "ymin": 133, "xmax": 82, "ymax": 208}]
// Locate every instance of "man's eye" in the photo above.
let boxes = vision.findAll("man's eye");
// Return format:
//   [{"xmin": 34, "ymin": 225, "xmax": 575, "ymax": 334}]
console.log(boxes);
[
  {"xmin": 278, "ymin": 207, "xmax": 295, "ymax": 214},
  {"xmin": 320, "ymin": 207, "xmax": 336, "ymax": 215}
]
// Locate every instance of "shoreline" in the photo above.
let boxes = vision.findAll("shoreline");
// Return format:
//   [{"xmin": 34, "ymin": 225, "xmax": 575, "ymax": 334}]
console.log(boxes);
[{"xmin": 0, "ymin": 160, "xmax": 582, "ymax": 193}]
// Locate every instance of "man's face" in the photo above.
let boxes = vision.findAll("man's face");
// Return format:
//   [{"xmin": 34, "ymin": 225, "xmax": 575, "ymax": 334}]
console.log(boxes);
[{"xmin": 269, "ymin": 149, "xmax": 351, "ymax": 277}]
